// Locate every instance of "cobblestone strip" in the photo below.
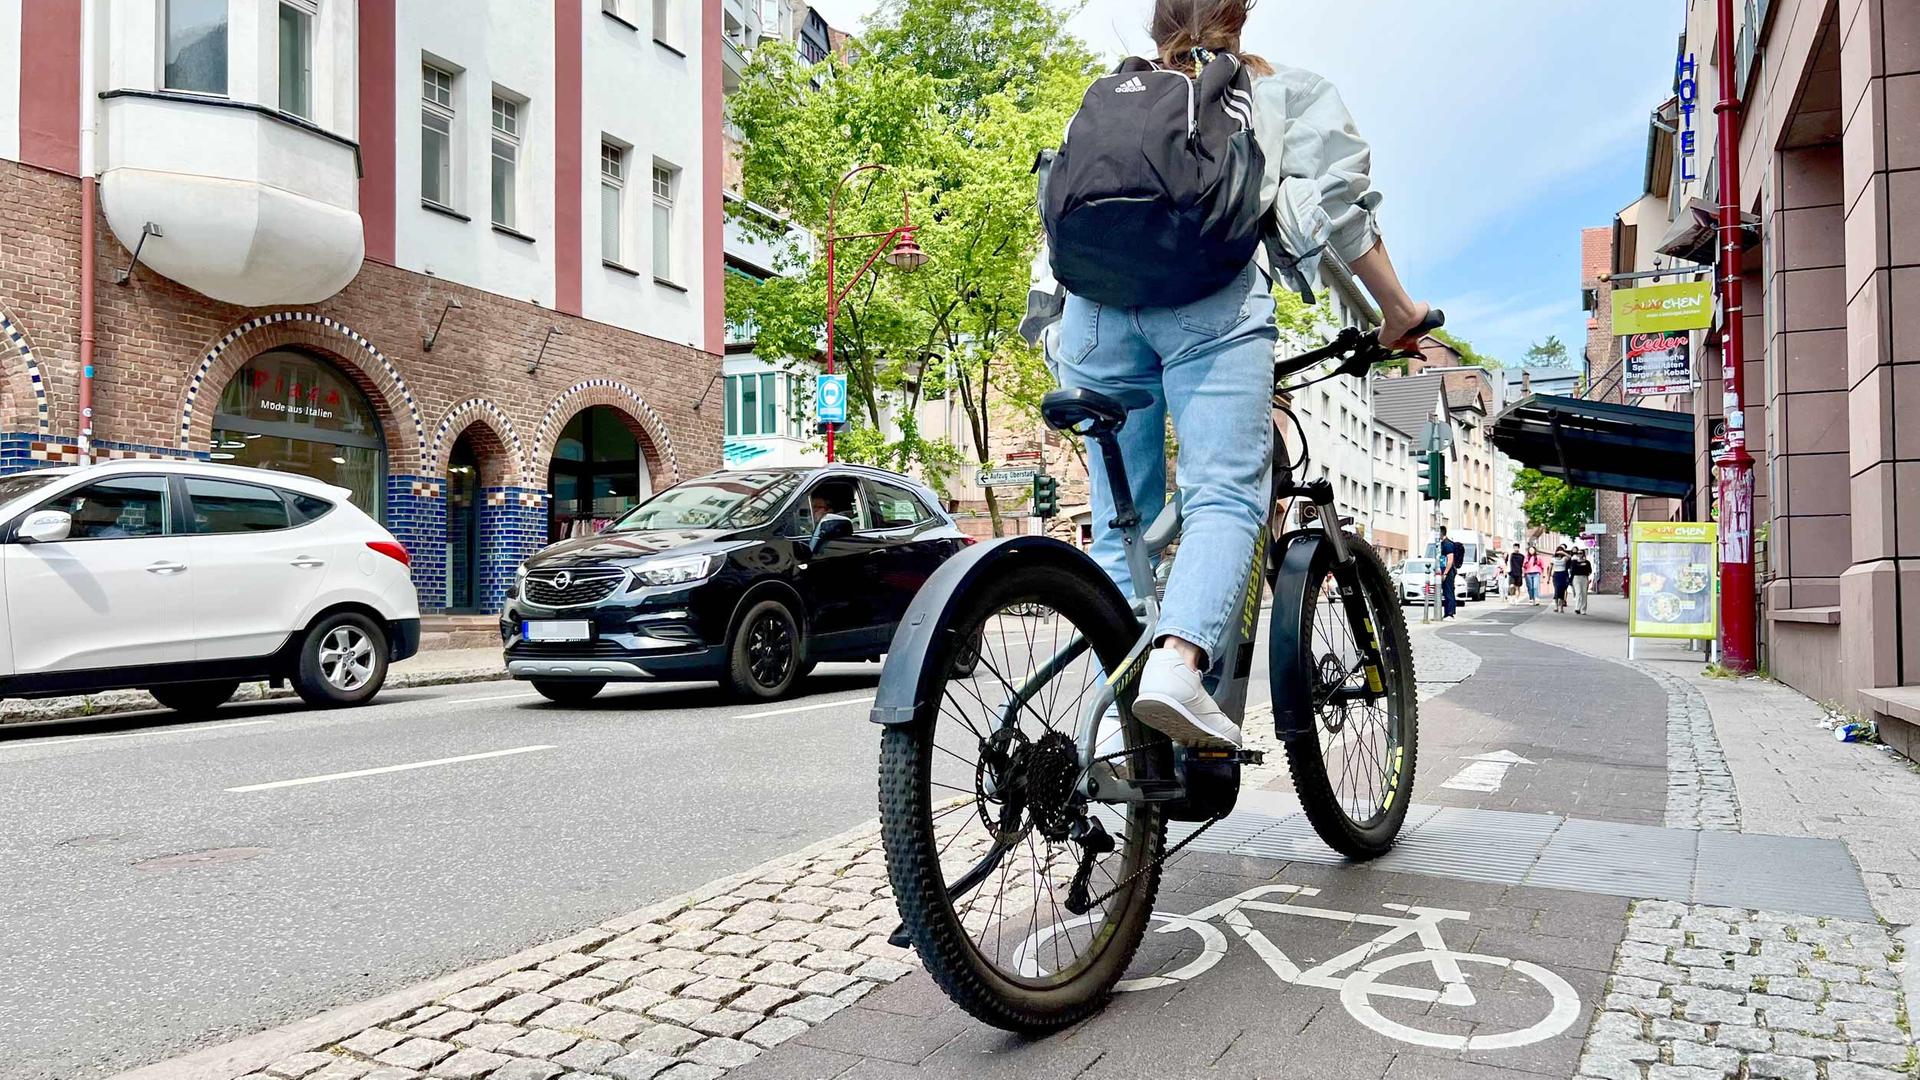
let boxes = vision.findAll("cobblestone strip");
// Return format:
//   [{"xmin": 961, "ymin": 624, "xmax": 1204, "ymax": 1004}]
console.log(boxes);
[
  {"xmin": 241, "ymin": 827, "xmax": 913, "ymax": 1080},
  {"xmin": 1574, "ymin": 899, "xmax": 1916, "ymax": 1080}
]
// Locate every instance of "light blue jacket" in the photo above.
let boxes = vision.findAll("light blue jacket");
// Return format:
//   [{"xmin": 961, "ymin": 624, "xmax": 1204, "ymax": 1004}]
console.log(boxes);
[{"xmin": 1022, "ymin": 63, "xmax": 1383, "ymax": 346}]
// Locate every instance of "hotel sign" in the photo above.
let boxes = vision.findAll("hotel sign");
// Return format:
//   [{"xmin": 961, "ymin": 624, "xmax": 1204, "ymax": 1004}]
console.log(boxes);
[
  {"xmin": 1612, "ymin": 281, "xmax": 1714, "ymax": 336},
  {"xmin": 1676, "ymin": 53, "xmax": 1700, "ymax": 182}
]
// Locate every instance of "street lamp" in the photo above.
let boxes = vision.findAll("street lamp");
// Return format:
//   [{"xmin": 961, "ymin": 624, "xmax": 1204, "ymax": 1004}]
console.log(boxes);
[{"xmin": 823, "ymin": 163, "xmax": 929, "ymax": 462}]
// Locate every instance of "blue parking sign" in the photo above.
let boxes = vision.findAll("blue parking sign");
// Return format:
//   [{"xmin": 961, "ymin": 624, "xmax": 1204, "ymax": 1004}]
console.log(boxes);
[{"xmin": 816, "ymin": 374, "xmax": 847, "ymax": 424}]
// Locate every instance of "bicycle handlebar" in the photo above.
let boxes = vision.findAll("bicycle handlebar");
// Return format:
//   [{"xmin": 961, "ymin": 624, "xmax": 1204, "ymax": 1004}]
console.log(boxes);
[{"xmin": 1274, "ymin": 309, "xmax": 1447, "ymax": 386}]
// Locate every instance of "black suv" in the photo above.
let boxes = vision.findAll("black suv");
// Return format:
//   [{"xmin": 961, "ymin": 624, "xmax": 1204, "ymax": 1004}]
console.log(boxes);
[{"xmin": 501, "ymin": 465, "xmax": 972, "ymax": 703}]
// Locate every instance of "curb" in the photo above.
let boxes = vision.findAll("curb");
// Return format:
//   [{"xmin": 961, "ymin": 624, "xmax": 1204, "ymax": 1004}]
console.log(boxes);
[
  {"xmin": 109, "ymin": 815, "xmax": 889, "ymax": 1080},
  {"xmin": 0, "ymin": 666, "xmax": 510, "ymax": 728}
]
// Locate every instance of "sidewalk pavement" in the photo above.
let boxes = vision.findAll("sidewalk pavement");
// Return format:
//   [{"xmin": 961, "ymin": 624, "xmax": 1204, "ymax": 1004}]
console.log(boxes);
[
  {"xmin": 1515, "ymin": 596, "xmax": 1920, "ymax": 926},
  {"xmin": 111, "ymin": 597, "xmax": 1920, "ymax": 1080},
  {"xmin": 0, "ymin": 646, "xmax": 507, "ymax": 727}
]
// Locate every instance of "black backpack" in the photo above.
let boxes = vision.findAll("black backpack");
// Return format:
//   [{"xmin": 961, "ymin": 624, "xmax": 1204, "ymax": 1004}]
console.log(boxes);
[{"xmin": 1041, "ymin": 53, "xmax": 1266, "ymax": 310}]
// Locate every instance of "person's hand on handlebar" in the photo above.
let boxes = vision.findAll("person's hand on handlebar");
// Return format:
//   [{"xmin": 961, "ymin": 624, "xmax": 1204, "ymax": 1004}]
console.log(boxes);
[{"xmin": 1350, "ymin": 239, "xmax": 1434, "ymax": 350}]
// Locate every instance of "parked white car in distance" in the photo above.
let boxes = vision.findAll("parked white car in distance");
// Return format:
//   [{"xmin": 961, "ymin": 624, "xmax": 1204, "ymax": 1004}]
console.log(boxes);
[
  {"xmin": 0, "ymin": 460, "xmax": 420, "ymax": 713},
  {"xmin": 1394, "ymin": 558, "xmax": 1438, "ymax": 606}
]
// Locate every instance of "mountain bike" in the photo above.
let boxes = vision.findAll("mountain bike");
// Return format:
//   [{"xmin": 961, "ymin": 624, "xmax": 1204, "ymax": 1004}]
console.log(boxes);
[{"xmin": 872, "ymin": 260, "xmax": 1443, "ymax": 1032}]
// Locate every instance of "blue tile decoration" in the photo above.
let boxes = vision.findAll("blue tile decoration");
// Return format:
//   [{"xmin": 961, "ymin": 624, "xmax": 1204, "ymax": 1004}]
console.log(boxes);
[
  {"xmin": 477, "ymin": 486, "xmax": 548, "ymax": 613},
  {"xmin": 0, "ymin": 435, "xmax": 195, "ymax": 474},
  {"xmin": 0, "ymin": 310, "xmax": 51, "ymax": 437},
  {"xmin": 387, "ymin": 473, "xmax": 449, "ymax": 610}
]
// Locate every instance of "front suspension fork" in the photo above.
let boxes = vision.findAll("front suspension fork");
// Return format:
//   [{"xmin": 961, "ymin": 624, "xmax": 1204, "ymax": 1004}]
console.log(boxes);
[{"xmin": 1280, "ymin": 479, "xmax": 1388, "ymax": 697}]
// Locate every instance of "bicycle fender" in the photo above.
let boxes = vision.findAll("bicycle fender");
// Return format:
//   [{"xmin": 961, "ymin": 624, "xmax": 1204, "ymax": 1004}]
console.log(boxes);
[
  {"xmin": 869, "ymin": 536, "xmax": 1131, "ymax": 726},
  {"xmin": 1267, "ymin": 529, "xmax": 1329, "ymax": 742}
]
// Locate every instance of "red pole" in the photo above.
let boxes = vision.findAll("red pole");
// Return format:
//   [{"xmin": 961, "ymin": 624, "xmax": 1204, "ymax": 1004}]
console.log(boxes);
[
  {"xmin": 79, "ymin": 176, "xmax": 97, "ymax": 465},
  {"xmin": 824, "ymin": 236, "xmax": 837, "ymax": 464},
  {"xmin": 1711, "ymin": 0, "xmax": 1757, "ymax": 672}
]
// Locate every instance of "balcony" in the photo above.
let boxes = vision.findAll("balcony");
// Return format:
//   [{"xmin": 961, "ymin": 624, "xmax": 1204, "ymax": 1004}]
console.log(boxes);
[
  {"xmin": 723, "ymin": 192, "xmax": 812, "ymax": 279},
  {"xmin": 97, "ymin": 90, "xmax": 363, "ymax": 306}
]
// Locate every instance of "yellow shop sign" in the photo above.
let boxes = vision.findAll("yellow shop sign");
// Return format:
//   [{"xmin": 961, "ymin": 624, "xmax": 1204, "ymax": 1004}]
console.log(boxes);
[{"xmin": 1612, "ymin": 281, "xmax": 1714, "ymax": 336}]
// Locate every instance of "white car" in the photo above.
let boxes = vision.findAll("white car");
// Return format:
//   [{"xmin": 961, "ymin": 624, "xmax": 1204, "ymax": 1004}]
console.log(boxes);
[
  {"xmin": 1395, "ymin": 558, "xmax": 1438, "ymax": 605},
  {"xmin": 0, "ymin": 460, "xmax": 420, "ymax": 713}
]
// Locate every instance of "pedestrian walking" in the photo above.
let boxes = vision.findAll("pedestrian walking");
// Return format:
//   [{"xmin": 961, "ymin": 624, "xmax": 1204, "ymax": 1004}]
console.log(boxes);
[
  {"xmin": 1551, "ymin": 546, "xmax": 1571, "ymax": 612},
  {"xmin": 1570, "ymin": 547, "xmax": 1592, "ymax": 613},
  {"xmin": 1523, "ymin": 547, "xmax": 1545, "ymax": 604},
  {"xmin": 1506, "ymin": 548, "xmax": 1525, "ymax": 603},
  {"xmin": 1021, "ymin": 0, "xmax": 1433, "ymax": 747},
  {"xmin": 1438, "ymin": 526, "xmax": 1463, "ymax": 619}
]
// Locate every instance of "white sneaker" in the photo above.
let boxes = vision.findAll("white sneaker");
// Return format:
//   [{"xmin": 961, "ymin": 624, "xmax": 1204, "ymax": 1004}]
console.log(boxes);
[{"xmin": 1132, "ymin": 648, "xmax": 1242, "ymax": 747}]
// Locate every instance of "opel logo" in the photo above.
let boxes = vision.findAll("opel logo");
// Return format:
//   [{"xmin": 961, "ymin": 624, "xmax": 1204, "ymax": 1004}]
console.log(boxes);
[{"xmin": 552, "ymin": 570, "xmax": 573, "ymax": 591}]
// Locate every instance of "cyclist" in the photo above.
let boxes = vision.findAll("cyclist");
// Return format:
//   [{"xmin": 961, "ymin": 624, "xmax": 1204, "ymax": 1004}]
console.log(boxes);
[{"xmin": 1023, "ymin": 0, "xmax": 1431, "ymax": 748}]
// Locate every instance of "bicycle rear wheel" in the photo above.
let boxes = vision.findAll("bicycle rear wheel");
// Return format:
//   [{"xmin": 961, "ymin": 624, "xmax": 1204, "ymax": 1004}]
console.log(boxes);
[
  {"xmin": 1272, "ymin": 534, "xmax": 1417, "ymax": 858},
  {"xmin": 879, "ymin": 558, "xmax": 1165, "ymax": 1032}
]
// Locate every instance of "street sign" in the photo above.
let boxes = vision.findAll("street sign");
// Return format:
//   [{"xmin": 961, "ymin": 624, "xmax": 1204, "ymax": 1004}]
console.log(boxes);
[
  {"xmin": 978, "ymin": 466, "xmax": 1039, "ymax": 488},
  {"xmin": 1005, "ymin": 450, "xmax": 1043, "ymax": 463},
  {"xmin": 815, "ymin": 374, "xmax": 847, "ymax": 424}
]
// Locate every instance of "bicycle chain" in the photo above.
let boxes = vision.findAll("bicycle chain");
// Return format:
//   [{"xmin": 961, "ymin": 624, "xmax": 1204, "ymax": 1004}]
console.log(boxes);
[{"xmin": 1071, "ymin": 809, "xmax": 1228, "ymax": 913}]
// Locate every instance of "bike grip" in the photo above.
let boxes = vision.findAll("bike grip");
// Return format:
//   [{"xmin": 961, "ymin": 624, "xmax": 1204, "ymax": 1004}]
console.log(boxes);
[{"xmin": 1414, "ymin": 308, "xmax": 1446, "ymax": 334}]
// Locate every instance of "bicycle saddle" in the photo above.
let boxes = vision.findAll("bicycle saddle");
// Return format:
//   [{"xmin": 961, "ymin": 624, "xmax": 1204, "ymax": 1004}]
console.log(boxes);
[{"xmin": 1040, "ymin": 387, "xmax": 1154, "ymax": 434}]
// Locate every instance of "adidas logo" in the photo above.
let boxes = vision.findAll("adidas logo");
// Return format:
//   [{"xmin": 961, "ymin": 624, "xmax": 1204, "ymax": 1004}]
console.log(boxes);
[{"xmin": 1114, "ymin": 76, "xmax": 1147, "ymax": 94}]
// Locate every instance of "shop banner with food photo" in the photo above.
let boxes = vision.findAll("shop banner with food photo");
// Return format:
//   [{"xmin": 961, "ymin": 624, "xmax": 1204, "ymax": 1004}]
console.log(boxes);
[{"xmin": 1629, "ymin": 521, "xmax": 1718, "ymax": 640}]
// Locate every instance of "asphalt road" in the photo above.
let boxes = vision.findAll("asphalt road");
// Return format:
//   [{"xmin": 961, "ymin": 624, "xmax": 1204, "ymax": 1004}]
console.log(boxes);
[{"xmin": 2, "ymin": 604, "xmax": 1288, "ymax": 1080}]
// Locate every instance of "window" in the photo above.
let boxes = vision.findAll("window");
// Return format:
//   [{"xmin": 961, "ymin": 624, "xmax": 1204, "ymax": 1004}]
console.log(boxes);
[
  {"xmin": 490, "ymin": 94, "xmax": 521, "ymax": 229},
  {"xmin": 867, "ymin": 481, "xmax": 931, "ymax": 530},
  {"xmin": 652, "ymin": 163, "xmax": 678, "ymax": 280},
  {"xmin": 601, "ymin": 141, "xmax": 627, "ymax": 263},
  {"xmin": 165, "ymin": 0, "xmax": 228, "ymax": 94},
  {"xmin": 40, "ymin": 477, "xmax": 169, "ymax": 540},
  {"xmin": 653, "ymin": 0, "xmax": 671, "ymax": 43},
  {"xmin": 185, "ymin": 479, "xmax": 292, "ymax": 534},
  {"xmin": 790, "ymin": 478, "xmax": 868, "ymax": 534},
  {"xmin": 277, "ymin": 2, "xmax": 314, "ymax": 119},
  {"xmin": 288, "ymin": 492, "xmax": 335, "ymax": 524},
  {"xmin": 421, "ymin": 64, "xmax": 456, "ymax": 208}
]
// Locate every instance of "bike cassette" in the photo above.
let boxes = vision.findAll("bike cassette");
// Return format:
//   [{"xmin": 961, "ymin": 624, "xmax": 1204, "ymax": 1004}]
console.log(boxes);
[{"xmin": 1025, "ymin": 731, "xmax": 1082, "ymax": 842}]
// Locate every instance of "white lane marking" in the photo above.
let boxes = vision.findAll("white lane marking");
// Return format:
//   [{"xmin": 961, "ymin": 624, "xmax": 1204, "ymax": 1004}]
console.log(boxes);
[
  {"xmin": 737, "ymin": 696, "xmax": 876, "ymax": 720},
  {"xmin": 2, "ymin": 718, "xmax": 277, "ymax": 749},
  {"xmin": 442, "ymin": 691, "xmax": 541, "ymax": 705},
  {"xmin": 226, "ymin": 745, "xmax": 557, "ymax": 792},
  {"xmin": 1440, "ymin": 750, "xmax": 1536, "ymax": 792}
]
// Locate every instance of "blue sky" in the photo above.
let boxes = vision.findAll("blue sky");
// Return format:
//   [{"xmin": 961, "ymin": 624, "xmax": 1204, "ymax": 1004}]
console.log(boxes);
[{"xmin": 805, "ymin": 0, "xmax": 1686, "ymax": 366}]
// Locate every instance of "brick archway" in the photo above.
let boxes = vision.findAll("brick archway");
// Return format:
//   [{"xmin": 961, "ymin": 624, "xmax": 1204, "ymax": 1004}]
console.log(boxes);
[
  {"xmin": 430, "ymin": 397, "xmax": 528, "ymax": 487},
  {"xmin": 532, "ymin": 379, "xmax": 678, "ymax": 487},
  {"xmin": 0, "ymin": 306, "xmax": 53, "ymax": 437},
  {"xmin": 177, "ymin": 311, "xmax": 425, "ymax": 474}
]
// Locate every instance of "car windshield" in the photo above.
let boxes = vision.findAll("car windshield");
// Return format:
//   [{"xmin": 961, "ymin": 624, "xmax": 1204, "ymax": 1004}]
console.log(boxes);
[
  {"xmin": 0, "ymin": 471, "xmax": 69, "ymax": 507},
  {"xmin": 609, "ymin": 472, "xmax": 802, "ymax": 532}
]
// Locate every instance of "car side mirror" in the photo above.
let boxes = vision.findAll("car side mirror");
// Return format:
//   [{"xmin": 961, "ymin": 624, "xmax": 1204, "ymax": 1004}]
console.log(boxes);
[
  {"xmin": 811, "ymin": 513, "xmax": 854, "ymax": 553},
  {"xmin": 17, "ymin": 509, "xmax": 72, "ymax": 544}
]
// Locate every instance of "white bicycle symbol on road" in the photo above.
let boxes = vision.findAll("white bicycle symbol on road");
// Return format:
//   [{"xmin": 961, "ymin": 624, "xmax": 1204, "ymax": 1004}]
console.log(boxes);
[{"xmin": 1016, "ymin": 883, "xmax": 1581, "ymax": 1051}]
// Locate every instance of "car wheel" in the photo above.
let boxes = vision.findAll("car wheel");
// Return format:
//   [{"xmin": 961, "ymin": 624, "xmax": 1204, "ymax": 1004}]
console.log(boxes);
[
  {"xmin": 149, "ymin": 680, "xmax": 241, "ymax": 715},
  {"xmin": 294, "ymin": 612, "xmax": 389, "ymax": 708},
  {"xmin": 726, "ymin": 599, "xmax": 800, "ymax": 700},
  {"xmin": 532, "ymin": 679, "xmax": 604, "ymax": 706}
]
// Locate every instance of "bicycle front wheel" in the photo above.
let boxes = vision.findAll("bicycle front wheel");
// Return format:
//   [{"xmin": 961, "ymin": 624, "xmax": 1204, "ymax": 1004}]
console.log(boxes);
[
  {"xmin": 879, "ymin": 557, "xmax": 1165, "ymax": 1032},
  {"xmin": 1272, "ymin": 534, "xmax": 1417, "ymax": 858}
]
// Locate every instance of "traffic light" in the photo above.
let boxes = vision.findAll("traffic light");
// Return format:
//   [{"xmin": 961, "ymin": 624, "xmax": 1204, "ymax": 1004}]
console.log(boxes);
[
  {"xmin": 1032, "ymin": 474, "xmax": 1059, "ymax": 518},
  {"xmin": 1417, "ymin": 451, "xmax": 1451, "ymax": 501}
]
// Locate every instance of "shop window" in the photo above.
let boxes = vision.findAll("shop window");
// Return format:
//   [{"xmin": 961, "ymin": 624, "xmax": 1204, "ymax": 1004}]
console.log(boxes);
[
  {"xmin": 278, "ymin": 2, "xmax": 315, "ymax": 119},
  {"xmin": 549, "ymin": 407, "xmax": 652, "ymax": 542},
  {"xmin": 422, "ymin": 62, "xmax": 458, "ymax": 210},
  {"xmin": 212, "ymin": 350, "xmax": 387, "ymax": 518}
]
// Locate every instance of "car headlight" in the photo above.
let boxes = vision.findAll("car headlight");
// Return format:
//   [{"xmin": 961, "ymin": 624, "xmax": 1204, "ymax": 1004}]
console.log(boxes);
[
  {"xmin": 508, "ymin": 562, "xmax": 527, "ymax": 599},
  {"xmin": 628, "ymin": 553, "xmax": 720, "ymax": 589}
]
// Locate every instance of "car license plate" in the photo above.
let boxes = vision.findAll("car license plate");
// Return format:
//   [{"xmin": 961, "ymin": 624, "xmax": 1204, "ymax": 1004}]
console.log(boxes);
[{"xmin": 523, "ymin": 620, "xmax": 593, "ymax": 642}]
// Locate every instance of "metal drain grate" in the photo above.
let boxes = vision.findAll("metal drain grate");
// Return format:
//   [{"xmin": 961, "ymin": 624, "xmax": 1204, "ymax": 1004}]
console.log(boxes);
[
  {"xmin": 1525, "ymin": 818, "xmax": 1698, "ymax": 899},
  {"xmin": 1373, "ymin": 806, "xmax": 1563, "ymax": 885},
  {"xmin": 1693, "ymin": 831, "xmax": 1878, "ymax": 920}
]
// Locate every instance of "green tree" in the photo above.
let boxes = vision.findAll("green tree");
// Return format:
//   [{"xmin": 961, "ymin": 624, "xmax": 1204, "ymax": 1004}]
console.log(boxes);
[
  {"xmin": 1524, "ymin": 335, "xmax": 1572, "ymax": 368},
  {"xmin": 726, "ymin": 1, "xmax": 1098, "ymax": 535},
  {"xmin": 1513, "ymin": 467, "xmax": 1593, "ymax": 536},
  {"xmin": 1432, "ymin": 329, "xmax": 1504, "ymax": 370}
]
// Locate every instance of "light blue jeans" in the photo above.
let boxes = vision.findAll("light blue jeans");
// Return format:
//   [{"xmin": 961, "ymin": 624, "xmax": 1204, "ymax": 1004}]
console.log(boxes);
[{"xmin": 1050, "ymin": 264, "xmax": 1278, "ymax": 667}]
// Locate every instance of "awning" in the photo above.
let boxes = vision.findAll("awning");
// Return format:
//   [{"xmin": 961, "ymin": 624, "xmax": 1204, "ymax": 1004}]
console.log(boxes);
[{"xmin": 1490, "ymin": 393, "xmax": 1696, "ymax": 498}]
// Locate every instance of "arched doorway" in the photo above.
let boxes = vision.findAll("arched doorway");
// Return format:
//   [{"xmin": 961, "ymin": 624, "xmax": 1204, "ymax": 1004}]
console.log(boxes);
[
  {"xmin": 211, "ymin": 349, "xmax": 387, "ymax": 516},
  {"xmin": 447, "ymin": 433, "xmax": 482, "ymax": 611},
  {"xmin": 547, "ymin": 405, "xmax": 655, "ymax": 543}
]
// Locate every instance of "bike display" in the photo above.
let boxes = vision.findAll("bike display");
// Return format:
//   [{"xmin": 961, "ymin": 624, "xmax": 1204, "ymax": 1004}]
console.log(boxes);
[{"xmin": 872, "ymin": 263, "xmax": 1444, "ymax": 1031}]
